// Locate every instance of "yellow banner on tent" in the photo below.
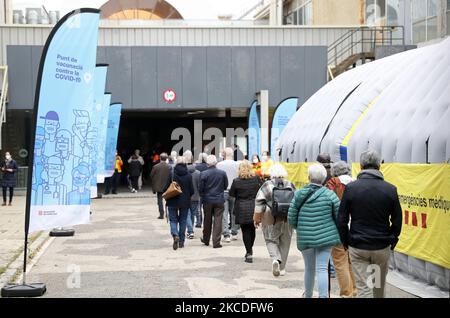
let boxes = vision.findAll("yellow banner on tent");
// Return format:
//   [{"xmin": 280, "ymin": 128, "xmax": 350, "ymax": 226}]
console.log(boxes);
[
  {"xmin": 283, "ymin": 162, "xmax": 450, "ymax": 269},
  {"xmin": 352, "ymin": 163, "xmax": 450, "ymax": 269},
  {"xmin": 281, "ymin": 162, "xmax": 314, "ymax": 189}
]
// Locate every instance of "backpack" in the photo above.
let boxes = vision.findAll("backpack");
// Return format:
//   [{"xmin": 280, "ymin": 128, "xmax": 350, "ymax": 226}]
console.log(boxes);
[{"xmin": 271, "ymin": 180, "xmax": 295, "ymax": 218}]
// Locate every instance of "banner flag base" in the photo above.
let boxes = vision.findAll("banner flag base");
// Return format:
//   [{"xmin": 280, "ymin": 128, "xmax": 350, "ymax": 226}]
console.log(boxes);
[
  {"xmin": 1, "ymin": 283, "xmax": 46, "ymax": 298},
  {"xmin": 49, "ymin": 228, "xmax": 75, "ymax": 237}
]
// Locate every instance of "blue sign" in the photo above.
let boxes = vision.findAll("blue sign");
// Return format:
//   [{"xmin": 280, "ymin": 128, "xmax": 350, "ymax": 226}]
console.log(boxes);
[
  {"xmin": 104, "ymin": 104, "xmax": 122, "ymax": 177},
  {"xmin": 248, "ymin": 101, "xmax": 260, "ymax": 158},
  {"xmin": 271, "ymin": 98, "xmax": 298, "ymax": 160},
  {"xmin": 96, "ymin": 93, "xmax": 112, "ymax": 183},
  {"xmin": 89, "ymin": 65, "xmax": 108, "ymax": 198},
  {"xmin": 29, "ymin": 9, "xmax": 100, "ymax": 233}
]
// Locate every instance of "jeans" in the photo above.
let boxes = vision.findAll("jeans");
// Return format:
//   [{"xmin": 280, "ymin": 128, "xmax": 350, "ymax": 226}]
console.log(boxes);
[
  {"xmin": 2, "ymin": 187, "xmax": 14, "ymax": 203},
  {"xmin": 157, "ymin": 192, "xmax": 165, "ymax": 217},
  {"xmin": 186, "ymin": 201, "xmax": 198, "ymax": 235},
  {"xmin": 222, "ymin": 191, "xmax": 239, "ymax": 237},
  {"xmin": 168, "ymin": 207, "xmax": 189, "ymax": 243},
  {"xmin": 195, "ymin": 199, "xmax": 203, "ymax": 226},
  {"xmin": 301, "ymin": 246, "xmax": 332, "ymax": 298}
]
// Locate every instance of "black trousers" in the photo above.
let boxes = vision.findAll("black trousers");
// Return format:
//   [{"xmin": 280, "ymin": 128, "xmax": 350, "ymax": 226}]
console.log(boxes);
[
  {"xmin": 240, "ymin": 223, "xmax": 256, "ymax": 255},
  {"xmin": 130, "ymin": 176, "xmax": 139, "ymax": 190},
  {"xmin": 2, "ymin": 187, "xmax": 13, "ymax": 203},
  {"xmin": 105, "ymin": 171, "xmax": 120, "ymax": 194}
]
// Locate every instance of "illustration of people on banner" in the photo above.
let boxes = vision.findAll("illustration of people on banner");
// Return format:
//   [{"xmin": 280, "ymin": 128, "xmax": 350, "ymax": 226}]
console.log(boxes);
[{"xmin": 32, "ymin": 109, "xmax": 93, "ymax": 206}]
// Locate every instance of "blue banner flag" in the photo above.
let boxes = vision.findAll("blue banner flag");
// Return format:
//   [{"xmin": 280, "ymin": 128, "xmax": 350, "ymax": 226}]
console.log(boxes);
[
  {"xmin": 104, "ymin": 104, "xmax": 122, "ymax": 177},
  {"xmin": 96, "ymin": 93, "xmax": 112, "ymax": 183},
  {"xmin": 89, "ymin": 65, "xmax": 108, "ymax": 199},
  {"xmin": 248, "ymin": 101, "xmax": 260, "ymax": 158},
  {"xmin": 270, "ymin": 98, "xmax": 298, "ymax": 160},
  {"xmin": 28, "ymin": 9, "xmax": 100, "ymax": 233}
]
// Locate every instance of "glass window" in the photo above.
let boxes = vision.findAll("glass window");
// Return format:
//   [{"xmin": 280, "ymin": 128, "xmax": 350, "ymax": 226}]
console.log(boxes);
[
  {"xmin": 304, "ymin": 2, "xmax": 312, "ymax": 25},
  {"xmin": 411, "ymin": 0, "xmax": 440, "ymax": 43},
  {"xmin": 298, "ymin": 7, "xmax": 304, "ymax": 25},
  {"xmin": 387, "ymin": 0, "xmax": 400, "ymax": 26},
  {"xmin": 366, "ymin": 0, "xmax": 386, "ymax": 25}
]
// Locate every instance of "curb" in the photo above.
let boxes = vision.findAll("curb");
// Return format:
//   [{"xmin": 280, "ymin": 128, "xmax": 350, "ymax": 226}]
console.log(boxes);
[{"xmin": 0, "ymin": 231, "xmax": 52, "ymax": 288}]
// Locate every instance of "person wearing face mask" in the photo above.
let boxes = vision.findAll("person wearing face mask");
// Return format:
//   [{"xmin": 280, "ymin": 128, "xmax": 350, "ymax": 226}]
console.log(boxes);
[
  {"xmin": 251, "ymin": 154, "xmax": 263, "ymax": 180},
  {"xmin": 260, "ymin": 151, "xmax": 274, "ymax": 180},
  {"xmin": 1, "ymin": 152, "xmax": 18, "ymax": 206}
]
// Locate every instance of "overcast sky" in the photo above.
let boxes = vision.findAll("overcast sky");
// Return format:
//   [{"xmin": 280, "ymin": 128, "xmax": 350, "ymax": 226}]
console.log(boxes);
[{"xmin": 12, "ymin": 0, "xmax": 263, "ymax": 20}]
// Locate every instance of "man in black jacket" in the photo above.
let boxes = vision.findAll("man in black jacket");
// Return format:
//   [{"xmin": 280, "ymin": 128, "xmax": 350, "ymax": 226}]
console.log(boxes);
[
  {"xmin": 199, "ymin": 155, "xmax": 228, "ymax": 248},
  {"xmin": 337, "ymin": 150, "xmax": 402, "ymax": 298}
]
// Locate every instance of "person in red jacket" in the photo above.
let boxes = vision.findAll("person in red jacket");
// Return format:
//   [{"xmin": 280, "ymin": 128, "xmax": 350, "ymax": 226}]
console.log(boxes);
[{"xmin": 326, "ymin": 161, "xmax": 357, "ymax": 298}]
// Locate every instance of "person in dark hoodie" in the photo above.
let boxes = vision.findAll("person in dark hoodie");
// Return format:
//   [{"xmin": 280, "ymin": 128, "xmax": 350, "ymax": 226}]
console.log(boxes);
[
  {"xmin": 164, "ymin": 156, "xmax": 194, "ymax": 250},
  {"xmin": 195, "ymin": 152, "xmax": 208, "ymax": 172},
  {"xmin": 337, "ymin": 150, "xmax": 402, "ymax": 298}
]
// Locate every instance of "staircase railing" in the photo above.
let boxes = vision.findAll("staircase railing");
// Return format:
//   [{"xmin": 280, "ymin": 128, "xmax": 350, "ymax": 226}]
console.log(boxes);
[
  {"xmin": 0, "ymin": 66, "xmax": 9, "ymax": 150},
  {"xmin": 328, "ymin": 26, "xmax": 405, "ymax": 69}
]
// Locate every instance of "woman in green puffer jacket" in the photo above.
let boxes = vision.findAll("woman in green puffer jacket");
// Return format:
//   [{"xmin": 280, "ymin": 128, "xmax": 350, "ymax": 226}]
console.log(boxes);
[{"xmin": 288, "ymin": 164, "xmax": 341, "ymax": 298}]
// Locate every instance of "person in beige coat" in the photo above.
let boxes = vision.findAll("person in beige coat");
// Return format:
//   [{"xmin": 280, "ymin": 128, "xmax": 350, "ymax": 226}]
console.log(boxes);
[{"xmin": 254, "ymin": 164, "xmax": 296, "ymax": 277}]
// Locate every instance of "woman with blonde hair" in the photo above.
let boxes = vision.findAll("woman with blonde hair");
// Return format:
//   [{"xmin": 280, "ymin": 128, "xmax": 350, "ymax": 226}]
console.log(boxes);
[
  {"xmin": 229, "ymin": 161, "xmax": 262, "ymax": 263},
  {"xmin": 254, "ymin": 164, "xmax": 296, "ymax": 276}
]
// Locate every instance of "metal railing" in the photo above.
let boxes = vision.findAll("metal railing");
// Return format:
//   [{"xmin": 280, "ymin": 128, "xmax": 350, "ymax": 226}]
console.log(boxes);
[
  {"xmin": 0, "ymin": 66, "xmax": 8, "ymax": 150},
  {"xmin": 327, "ymin": 26, "xmax": 405, "ymax": 68}
]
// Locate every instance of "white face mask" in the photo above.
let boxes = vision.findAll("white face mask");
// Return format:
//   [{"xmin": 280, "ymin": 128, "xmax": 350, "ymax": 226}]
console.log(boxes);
[
  {"xmin": 261, "ymin": 156, "xmax": 268, "ymax": 162},
  {"xmin": 5, "ymin": 155, "xmax": 11, "ymax": 160},
  {"xmin": 253, "ymin": 159, "xmax": 258, "ymax": 164}
]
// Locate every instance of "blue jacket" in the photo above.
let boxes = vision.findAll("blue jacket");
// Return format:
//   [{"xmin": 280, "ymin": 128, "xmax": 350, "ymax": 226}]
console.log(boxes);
[
  {"xmin": 165, "ymin": 164, "xmax": 194, "ymax": 209},
  {"xmin": 288, "ymin": 184, "xmax": 341, "ymax": 251},
  {"xmin": 199, "ymin": 166, "xmax": 228, "ymax": 204}
]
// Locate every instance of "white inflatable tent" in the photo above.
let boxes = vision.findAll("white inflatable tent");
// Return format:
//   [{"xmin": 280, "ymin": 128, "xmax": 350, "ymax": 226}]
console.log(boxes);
[{"xmin": 277, "ymin": 37, "xmax": 450, "ymax": 290}]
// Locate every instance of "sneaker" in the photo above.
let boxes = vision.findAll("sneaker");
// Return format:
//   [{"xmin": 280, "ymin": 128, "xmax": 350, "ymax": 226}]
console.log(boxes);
[
  {"xmin": 224, "ymin": 237, "xmax": 231, "ymax": 243},
  {"xmin": 200, "ymin": 238, "xmax": 209, "ymax": 246},
  {"xmin": 2, "ymin": 202, "xmax": 6, "ymax": 206},
  {"xmin": 195, "ymin": 224, "xmax": 202, "ymax": 228},
  {"xmin": 179, "ymin": 242, "xmax": 184, "ymax": 248},
  {"xmin": 213, "ymin": 244, "xmax": 222, "ymax": 248},
  {"xmin": 280, "ymin": 269, "xmax": 286, "ymax": 276},
  {"xmin": 157, "ymin": 216, "xmax": 164, "ymax": 219},
  {"xmin": 188, "ymin": 233, "xmax": 194, "ymax": 239},
  {"xmin": 231, "ymin": 235, "xmax": 238, "ymax": 241},
  {"xmin": 173, "ymin": 236, "xmax": 179, "ymax": 250},
  {"xmin": 272, "ymin": 260, "xmax": 280, "ymax": 277}
]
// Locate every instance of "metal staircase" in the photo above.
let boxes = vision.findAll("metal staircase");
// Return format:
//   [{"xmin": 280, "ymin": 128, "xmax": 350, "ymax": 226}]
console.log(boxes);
[
  {"xmin": 0, "ymin": 66, "xmax": 8, "ymax": 149},
  {"xmin": 327, "ymin": 26, "xmax": 405, "ymax": 80}
]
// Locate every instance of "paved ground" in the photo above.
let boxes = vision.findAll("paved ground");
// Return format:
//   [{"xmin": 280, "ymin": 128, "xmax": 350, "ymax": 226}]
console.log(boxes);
[
  {"xmin": 0, "ymin": 196, "xmax": 30, "ymax": 272},
  {"xmin": 11, "ymin": 188, "xmax": 417, "ymax": 298}
]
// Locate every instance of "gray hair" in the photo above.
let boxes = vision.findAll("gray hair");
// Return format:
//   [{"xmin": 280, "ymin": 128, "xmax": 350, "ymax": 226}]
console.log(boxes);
[
  {"xmin": 198, "ymin": 152, "xmax": 207, "ymax": 163},
  {"xmin": 160, "ymin": 152, "xmax": 168, "ymax": 161},
  {"xmin": 331, "ymin": 161, "xmax": 351, "ymax": 177},
  {"xmin": 308, "ymin": 164, "xmax": 327, "ymax": 185},
  {"xmin": 269, "ymin": 164, "xmax": 288, "ymax": 179},
  {"xmin": 176, "ymin": 156, "xmax": 187, "ymax": 165},
  {"xmin": 183, "ymin": 150, "xmax": 193, "ymax": 164},
  {"xmin": 206, "ymin": 155, "xmax": 217, "ymax": 167},
  {"xmin": 360, "ymin": 150, "xmax": 381, "ymax": 170},
  {"xmin": 224, "ymin": 147, "xmax": 234, "ymax": 159}
]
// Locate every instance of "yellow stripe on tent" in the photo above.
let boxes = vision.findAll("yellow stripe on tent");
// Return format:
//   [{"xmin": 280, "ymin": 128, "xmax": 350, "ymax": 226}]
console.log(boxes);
[{"xmin": 341, "ymin": 93, "xmax": 382, "ymax": 147}]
